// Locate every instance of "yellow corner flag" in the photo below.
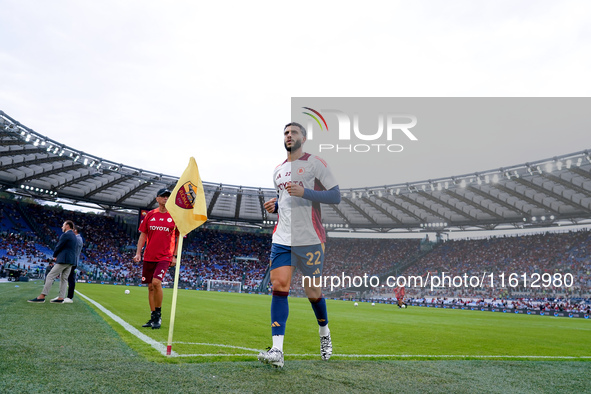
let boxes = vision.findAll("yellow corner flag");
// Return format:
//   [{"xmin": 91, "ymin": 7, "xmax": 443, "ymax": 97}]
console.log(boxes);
[
  {"xmin": 165, "ymin": 157, "xmax": 208, "ymax": 236},
  {"xmin": 164, "ymin": 157, "xmax": 207, "ymax": 356}
]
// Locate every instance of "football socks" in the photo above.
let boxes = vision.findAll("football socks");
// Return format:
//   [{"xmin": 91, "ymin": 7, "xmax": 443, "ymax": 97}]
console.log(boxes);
[
  {"xmin": 271, "ymin": 291, "xmax": 289, "ymax": 336},
  {"xmin": 310, "ymin": 297, "xmax": 329, "ymax": 327}
]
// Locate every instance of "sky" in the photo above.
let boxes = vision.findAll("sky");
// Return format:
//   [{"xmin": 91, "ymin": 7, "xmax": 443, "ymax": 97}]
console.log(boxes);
[{"xmin": 1, "ymin": 0, "xmax": 591, "ymax": 190}]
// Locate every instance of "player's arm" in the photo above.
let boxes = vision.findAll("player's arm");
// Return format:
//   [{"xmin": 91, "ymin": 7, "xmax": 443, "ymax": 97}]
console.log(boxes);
[
  {"xmin": 264, "ymin": 195, "xmax": 279, "ymax": 213},
  {"xmin": 171, "ymin": 229, "xmax": 180, "ymax": 266},
  {"xmin": 265, "ymin": 169, "xmax": 280, "ymax": 213},
  {"xmin": 301, "ymin": 185, "xmax": 341, "ymax": 204},
  {"xmin": 133, "ymin": 232, "xmax": 147, "ymax": 262}
]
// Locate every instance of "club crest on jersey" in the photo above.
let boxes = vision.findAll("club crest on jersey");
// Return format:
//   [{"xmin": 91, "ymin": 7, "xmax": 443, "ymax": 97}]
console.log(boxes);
[
  {"xmin": 174, "ymin": 181, "xmax": 198, "ymax": 209},
  {"xmin": 297, "ymin": 167, "xmax": 305, "ymax": 175}
]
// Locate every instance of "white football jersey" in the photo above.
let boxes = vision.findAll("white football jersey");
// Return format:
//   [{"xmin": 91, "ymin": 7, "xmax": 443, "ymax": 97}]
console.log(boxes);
[{"xmin": 272, "ymin": 153, "xmax": 338, "ymax": 246}]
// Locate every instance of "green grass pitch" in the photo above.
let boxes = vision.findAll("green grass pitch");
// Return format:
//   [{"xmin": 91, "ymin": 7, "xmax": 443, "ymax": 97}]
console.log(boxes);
[
  {"xmin": 73, "ymin": 283, "xmax": 591, "ymax": 362},
  {"xmin": 1, "ymin": 281, "xmax": 590, "ymax": 392}
]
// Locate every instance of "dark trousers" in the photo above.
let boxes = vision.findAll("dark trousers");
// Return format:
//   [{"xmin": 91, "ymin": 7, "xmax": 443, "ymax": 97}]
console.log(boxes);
[{"xmin": 67, "ymin": 267, "xmax": 77, "ymax": 299}]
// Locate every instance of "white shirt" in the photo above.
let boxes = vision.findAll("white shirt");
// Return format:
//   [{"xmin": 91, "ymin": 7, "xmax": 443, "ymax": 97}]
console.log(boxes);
[{"xmin": 272, "ymin": 153, "xmax": 338, "ymax": 246}]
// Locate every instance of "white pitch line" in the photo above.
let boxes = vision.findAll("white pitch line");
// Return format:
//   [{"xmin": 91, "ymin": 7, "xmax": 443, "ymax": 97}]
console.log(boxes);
[
  {"xmin": 177, "ymin": 353, "xmax": 258, "ymax": 357},
  {"xmin": 306, "ymin": 354, "xmax": 591, "ymax": 359},
  {"xmin": 75, "ymin": 291, "xmax": 591, "ymax": 361},
  {"xmin": 174, "ymin": 353, "xmax": 591, "ymax": 359},
  {"xmin": 170, "ymin": 342, "xmax": 261, "ymax": 352},
  {"xmin": 76, "ymin": 290, "xmax": 177, "ymax": 356}
]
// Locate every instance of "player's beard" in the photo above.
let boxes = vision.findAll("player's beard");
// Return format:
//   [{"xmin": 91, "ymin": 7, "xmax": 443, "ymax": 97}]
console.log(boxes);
[{"xmin": 285, "ymin": 139, "xmax": 302, "ymax": 152}]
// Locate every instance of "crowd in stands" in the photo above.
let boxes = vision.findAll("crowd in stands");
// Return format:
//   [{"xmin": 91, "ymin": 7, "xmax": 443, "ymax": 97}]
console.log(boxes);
[
  {"xmin": 399, "ymin": 297, "xmax": 591, "ymax": 314},
  {"xmin": 1, "ymin": 199, "xmax": 590, "ymax": 310},
  {"xmin": 394, "ymin": 231, "xmax": 591, "ymax": 299},
  {"xmin": 0, "ymin": 203, "xmax": 31, "ymax": 233},
  {"xmin": 1, "ymin": 200, "xmax": 274, "ymax": 289},
  {"xmin": 1, "ymin": 233, "xmax": 46, "ymax": 260}
]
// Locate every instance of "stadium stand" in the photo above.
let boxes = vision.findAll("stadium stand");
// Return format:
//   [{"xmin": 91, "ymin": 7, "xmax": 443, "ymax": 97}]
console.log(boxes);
[
  {"xmin": 399, "ymin": 230, "xmax": 591, "ymax": 298},
  {"xmin": 1, "ymin": 197, "xmax": 589, "ymax": 312}
]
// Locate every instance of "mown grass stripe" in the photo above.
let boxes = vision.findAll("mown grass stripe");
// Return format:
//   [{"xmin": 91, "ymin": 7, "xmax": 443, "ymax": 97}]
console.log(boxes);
[{"xmin": 76, "ymin": 290, "xmax": 177, "ymax": 356}]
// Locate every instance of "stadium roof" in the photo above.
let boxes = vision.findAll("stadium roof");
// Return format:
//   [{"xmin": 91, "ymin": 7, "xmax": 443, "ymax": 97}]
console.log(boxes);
[{"xmin": 1, "ymin": 110, "xmax": 591, "ymax": 233}]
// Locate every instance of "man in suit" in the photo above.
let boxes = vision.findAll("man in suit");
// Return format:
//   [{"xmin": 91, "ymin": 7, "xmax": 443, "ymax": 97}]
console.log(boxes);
[
  {"xmin": 28, "ymin": 220, "xmax": 77, "ymax": 303},
  {"xmin": 63, "ymin": 226, "xmax": 83, "ymax": 303}
]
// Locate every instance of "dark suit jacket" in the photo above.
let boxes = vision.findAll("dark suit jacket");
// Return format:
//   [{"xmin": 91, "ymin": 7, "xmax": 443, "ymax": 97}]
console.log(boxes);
[
  {"xmin": 53, "ymin": 230, "xmax": 77, "ymax": 265},
  {"xmin": 75, "ymin": 234, "xmax": 84, "ymax": 267}
]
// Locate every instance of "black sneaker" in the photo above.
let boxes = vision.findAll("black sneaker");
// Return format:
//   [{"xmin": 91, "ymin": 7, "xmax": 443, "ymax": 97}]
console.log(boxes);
[
  {"xmin": 142, "ymin": 312, "xmax": 155, "ymax": 328},
  {"xmin": 152, "ymin": 311, "xmax": 162, "ymax": 329},
  {"xmin": 28, "ymin": 297, "xmax": 45, "ymax": 303}
]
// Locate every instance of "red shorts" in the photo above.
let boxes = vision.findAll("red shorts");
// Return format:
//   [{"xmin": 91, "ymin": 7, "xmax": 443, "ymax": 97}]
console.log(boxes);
[{"xmin": 141, "ymin": 261, "xmax": 170, "ymax": 284}]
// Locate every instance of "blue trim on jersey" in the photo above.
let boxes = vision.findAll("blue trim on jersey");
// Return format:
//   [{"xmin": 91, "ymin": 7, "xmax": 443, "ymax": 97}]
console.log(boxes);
[{"xmin": 302, "ymin": 185, "xmax": 341, "ymax": 204}]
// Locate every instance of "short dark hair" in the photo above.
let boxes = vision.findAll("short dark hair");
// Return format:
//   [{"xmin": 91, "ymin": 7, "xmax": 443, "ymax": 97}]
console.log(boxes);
[
  {"xmin": 64, "ymin": 220, "xmax": 75, "ymax": 230},
  {"xmin": 75, "ymin": 226, "xmax": 83, "ymax": 234},
  {"xmin": 284, "ymin": 122, "xmax": 307, "ymax": 138}
]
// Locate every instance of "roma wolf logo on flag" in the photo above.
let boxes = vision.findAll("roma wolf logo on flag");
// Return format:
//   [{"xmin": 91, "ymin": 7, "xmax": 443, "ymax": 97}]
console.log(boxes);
[
  {"xmin": 175, "ymin": 181, "xmax": 198, "ymax": 209},
  {"xmin": 165, "ymin": 157, "xmax": 208, "ymax": 236}
]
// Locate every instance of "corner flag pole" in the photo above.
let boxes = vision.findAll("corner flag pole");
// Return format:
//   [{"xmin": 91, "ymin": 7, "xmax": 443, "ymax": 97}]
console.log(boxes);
[
  {"xmin": 166, "ymin": 234, "xmax": 184, "ymax": 356},
  {"xmin": 163, "ymin": 157, "xmax": 208, "ymax": 356}
]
